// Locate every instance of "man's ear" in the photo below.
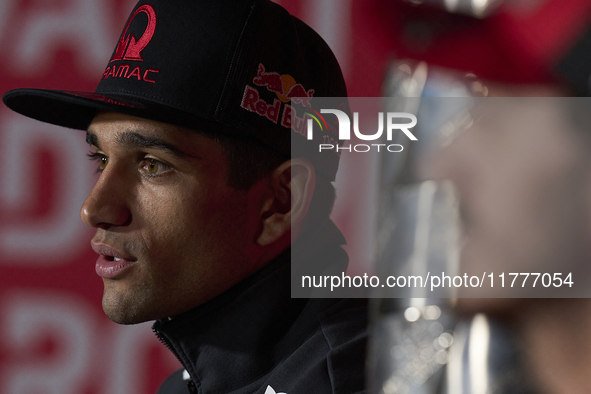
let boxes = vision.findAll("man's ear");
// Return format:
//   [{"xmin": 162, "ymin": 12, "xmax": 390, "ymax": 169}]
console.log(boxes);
[{"xmin": 256, "ymin": 158, "xmax": 316, "ymax": 246}]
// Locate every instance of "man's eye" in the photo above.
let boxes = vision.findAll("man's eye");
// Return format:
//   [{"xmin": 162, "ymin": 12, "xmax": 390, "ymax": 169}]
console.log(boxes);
[
  {"xmin": 140, "ymin": 158, "xmax": 171, "ymax": 177},
  {"xmin": 87, "ymin": 152, "xmax": 109, "ymax": 173}
]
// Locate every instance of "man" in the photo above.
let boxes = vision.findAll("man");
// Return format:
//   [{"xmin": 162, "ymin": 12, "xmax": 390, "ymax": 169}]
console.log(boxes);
[{"xmin": 2, "ymin": 0, "xmax": 367, "ymax": 393}]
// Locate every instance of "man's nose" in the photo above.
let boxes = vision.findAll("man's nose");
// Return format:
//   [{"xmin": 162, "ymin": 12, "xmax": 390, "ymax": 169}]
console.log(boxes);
[{"xmin": 80, "ymin": 165, "xmax": 132, "ymax": 229}]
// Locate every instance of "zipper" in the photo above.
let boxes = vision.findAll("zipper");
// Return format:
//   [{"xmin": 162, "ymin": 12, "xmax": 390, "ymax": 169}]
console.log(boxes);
[
  {"xmin": 187, "ymin": 381, "xmax": 198, "ymax": 393},
  {"xmin": 153, "ymin": 325, "xmax": 198, "ymax": 394}
]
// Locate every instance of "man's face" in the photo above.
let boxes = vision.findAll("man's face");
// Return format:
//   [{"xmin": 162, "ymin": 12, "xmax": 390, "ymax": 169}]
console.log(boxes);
[
  {"xmin": 82, "ymin": 112, "xmax": 266, "ymax": 324},
  {"xmin": 434, "ymin": 97, "xmax": 591, "ymax": 297}
]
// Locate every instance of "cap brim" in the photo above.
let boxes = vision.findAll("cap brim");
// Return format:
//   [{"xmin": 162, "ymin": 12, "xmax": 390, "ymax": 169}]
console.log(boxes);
[
  {"xmin": 1, "ymin": 88, "xmax": 156, "ymax": 130},
  {"xmin": 2, "ymin": 88, "xmax": 243, "ymax": 136}
]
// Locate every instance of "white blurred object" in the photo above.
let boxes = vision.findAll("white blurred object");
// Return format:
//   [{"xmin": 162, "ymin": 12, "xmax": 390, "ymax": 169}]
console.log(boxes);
[
  {"xmin": 368, "ymin": 61, "xmax": 535, "ymax": 394},
  {"xmin": 403, "ymin": 0, "xmax": 503, "ymax": 18}
]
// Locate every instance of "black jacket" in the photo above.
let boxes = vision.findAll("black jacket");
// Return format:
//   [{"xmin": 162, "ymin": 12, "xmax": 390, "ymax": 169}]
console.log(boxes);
[{"xmin": 153, "ymin": 221, "xmax": 368, "ymax": 393}]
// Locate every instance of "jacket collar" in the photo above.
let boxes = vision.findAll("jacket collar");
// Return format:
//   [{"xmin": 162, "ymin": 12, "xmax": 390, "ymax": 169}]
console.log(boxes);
[{"xmin": 152, "ymin": 220, "xmax": 347, "ymax": 393}]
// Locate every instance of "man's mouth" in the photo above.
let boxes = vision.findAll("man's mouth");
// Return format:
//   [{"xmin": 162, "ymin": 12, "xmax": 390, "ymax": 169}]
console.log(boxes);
[
  {"xmin": 91, "ymin": 242, "xmax": 137, "ymax": 279},
  {"xmin": 95, "ymin": 254, "xmax": 137, "ymax": 279}
]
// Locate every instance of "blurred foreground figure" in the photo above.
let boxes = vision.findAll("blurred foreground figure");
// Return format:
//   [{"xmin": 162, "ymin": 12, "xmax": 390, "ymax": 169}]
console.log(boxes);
[
  {"xmin": 437, "ymin": 94, "xmax": 591, "ymax": 394},
  {"xmin": 371, "ymin": 0, "xmax": 591, "ymax": 393}
]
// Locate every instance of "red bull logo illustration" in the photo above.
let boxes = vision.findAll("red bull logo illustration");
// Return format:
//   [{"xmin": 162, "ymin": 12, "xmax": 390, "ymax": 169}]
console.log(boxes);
[
  {"xmin": 251, "ymin": 64, "xmax": 315, "ymax": 107},
  {"xmin": 241, "ymin": 63, "xmax": 316, "ymax": 127}
]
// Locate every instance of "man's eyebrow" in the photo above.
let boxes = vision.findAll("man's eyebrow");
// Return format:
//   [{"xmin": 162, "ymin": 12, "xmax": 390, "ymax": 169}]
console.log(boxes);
[
  {"xmin": 115, "ymin": 132, "xmax": 195, "ymax": 158},
  {"xmin": 86, "ymin": 131, "xmax": 100, "ymax": 149},
  {"xmin": 86, "ymin": 130, "xmax": 195, "ymax": 158}
]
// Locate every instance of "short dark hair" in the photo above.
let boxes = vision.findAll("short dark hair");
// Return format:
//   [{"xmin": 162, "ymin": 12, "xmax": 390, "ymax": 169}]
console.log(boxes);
[{"xmin": 213, "ymin": 133, "xmax": 336, "ymax": 224}]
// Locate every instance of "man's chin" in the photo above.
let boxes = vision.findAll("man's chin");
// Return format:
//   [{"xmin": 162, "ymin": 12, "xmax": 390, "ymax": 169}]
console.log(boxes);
[
  {"xmin": 104, "ymin": 310, "xmax": 148, "ymax": 325},
  {"xmin": 101, "ymin": 290, "xmax": 157, "ymax": 325}
]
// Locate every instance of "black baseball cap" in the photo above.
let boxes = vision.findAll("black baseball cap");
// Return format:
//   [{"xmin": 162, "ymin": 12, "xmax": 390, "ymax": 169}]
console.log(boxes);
[{"xmin": 2, "ymin": 0, "xmax": 347, "ymax": 180}]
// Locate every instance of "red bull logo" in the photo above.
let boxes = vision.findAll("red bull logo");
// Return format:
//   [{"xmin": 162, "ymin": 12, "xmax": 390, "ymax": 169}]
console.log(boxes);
[
  {"xmin": 241, "ymin": 63, "xmax": 316, "ymax": 126},
  {"xmin": 252, "ymin": 63, "xmax": 314, "ymax": 107},
  {"xmin": 251, "ymin": 64, "xmax": 315, "ymax": 107},
  {"xmin": 286, "ymin": 84, "xmax": 315, "ymax": 107},
  {"xmin": 252, "ymin": 64, "xmax": 284, "ymax": 96}
]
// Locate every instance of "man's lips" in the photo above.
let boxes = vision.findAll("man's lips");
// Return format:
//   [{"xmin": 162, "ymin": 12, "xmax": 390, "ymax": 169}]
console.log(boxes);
[{"xmin": 91, "ymin": 242, "xmax": 137, "ymax": 279}]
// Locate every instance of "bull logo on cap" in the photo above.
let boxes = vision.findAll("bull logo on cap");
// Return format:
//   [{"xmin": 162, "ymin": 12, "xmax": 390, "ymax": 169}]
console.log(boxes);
[
  {"xmin": 241, "ymin": 63, "xmax": 317, "ymax": 129},
  {"xmin": 252, "ymin": 64, "xmax": 315, "ymax": 107},
  {"xmin": 111, "ymin": 4, "xmax": 157, "ymax": 62}
]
